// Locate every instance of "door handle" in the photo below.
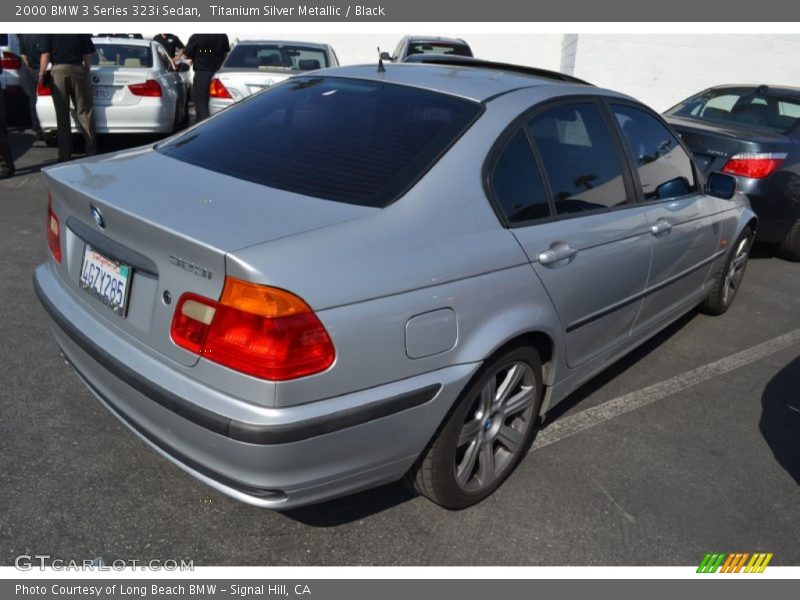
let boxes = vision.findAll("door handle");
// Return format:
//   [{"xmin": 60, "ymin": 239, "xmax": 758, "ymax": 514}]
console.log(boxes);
[
  {"xmin": 650, "ymin": 220, "xmax": 673, "ymax": 236},
  {"xmin": 538, "ymin": 242, "xmax": 578, "ymax": 266}
]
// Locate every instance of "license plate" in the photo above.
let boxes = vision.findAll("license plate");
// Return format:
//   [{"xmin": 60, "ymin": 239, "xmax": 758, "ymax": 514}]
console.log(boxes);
[
  {"xmin": 79, "ymin": 245, "xmax": 132, "ymax": 317},
  {"xmin": 93, "ymin": 86, "xmax": 114, "ymax": 103}
]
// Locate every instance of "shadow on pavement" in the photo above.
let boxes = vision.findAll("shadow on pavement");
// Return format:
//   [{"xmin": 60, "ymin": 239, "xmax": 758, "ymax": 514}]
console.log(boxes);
[
  {"xmin": 760, "ymin": 356, "xmax": 800, "ymax": 486},
  {"xmin": 281, "ymin": 483, "xmax": 416, "ymax": 527}
]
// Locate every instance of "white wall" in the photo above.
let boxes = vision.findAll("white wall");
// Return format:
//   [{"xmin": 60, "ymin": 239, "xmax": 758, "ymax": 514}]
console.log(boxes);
[
  {"xmin": 146, "ymin": 31, "xmax": 800, "ymax": 112},
  {"xmin": 568, "ymin": 34, "xmax": 800, "ymax": 112}
]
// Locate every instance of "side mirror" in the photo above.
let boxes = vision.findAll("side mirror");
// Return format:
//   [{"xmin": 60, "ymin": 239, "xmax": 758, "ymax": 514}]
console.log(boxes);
[
  {"xmin": 379, "ymin": 52, "xmax": 391, "ymax": 61},
  {"xmin": 706, "ymin": 172, "xmax": 737, "ymax": 200},
  {"xmin": 177, "ymin": 62, "xmax": 190, "ymax": 73}
]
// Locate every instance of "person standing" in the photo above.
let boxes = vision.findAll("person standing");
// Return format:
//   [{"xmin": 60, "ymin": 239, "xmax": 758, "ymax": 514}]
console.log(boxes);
[
  {"xmin": 18, "ymin": 33, "xmax": 45, "ymax": 141},
  {"xmin": 38, "ymin": 34, "xmax": 97, "ymax": 162},
  {"xmin": 0, "ymin": 63, "xmax": 16, "ymax": 178},
  {"xmin": 178, "ymin": 34, "xmax": 229, "ymax": 123},
  {"xmin": 152, "ymin": 33, "xmax": 184, "ymax": 59}
]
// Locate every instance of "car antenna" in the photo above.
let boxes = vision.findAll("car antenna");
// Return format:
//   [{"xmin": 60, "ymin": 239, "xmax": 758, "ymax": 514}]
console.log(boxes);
[{"xmin": 377, "ymin": 47, "xmax": 385, "ymax": 73}]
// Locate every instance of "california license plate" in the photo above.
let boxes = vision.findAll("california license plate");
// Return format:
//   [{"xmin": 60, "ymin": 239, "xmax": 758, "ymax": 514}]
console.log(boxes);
[{"xmin": 79, "ymin": 245, "xmax": 132, "ymax": 317}]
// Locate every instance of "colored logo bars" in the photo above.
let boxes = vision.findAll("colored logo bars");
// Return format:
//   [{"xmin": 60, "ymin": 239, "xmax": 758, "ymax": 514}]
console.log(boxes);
[{"xmin": 697, "ymin": 552, "xmax": 773, "ymax": 573}]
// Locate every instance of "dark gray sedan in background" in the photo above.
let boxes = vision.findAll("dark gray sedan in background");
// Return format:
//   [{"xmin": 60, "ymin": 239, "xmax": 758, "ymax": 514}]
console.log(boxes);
[
  {"xmin": 34, "ymin": 57, "xmax": 755, "ymax": 510},
  {"xmin": 665, "ymin": 85, "xmax": 800, "ymax": 260}
]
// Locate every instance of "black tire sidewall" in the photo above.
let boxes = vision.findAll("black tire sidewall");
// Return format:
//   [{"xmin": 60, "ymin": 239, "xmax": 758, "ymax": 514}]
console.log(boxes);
[{"xmin": 428, "ymin": 345, "xmax": 543, "ymax": 509}]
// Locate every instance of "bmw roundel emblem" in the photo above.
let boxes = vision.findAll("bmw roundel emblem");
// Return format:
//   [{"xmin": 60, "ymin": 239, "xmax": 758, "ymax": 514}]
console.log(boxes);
[
  {"xmin": 92, "ymin": 75, "xmax": 100, "ymax": 84},
  {"xmin": 91, "ymin": 205, "xmax": 105, "ymax": 229}
]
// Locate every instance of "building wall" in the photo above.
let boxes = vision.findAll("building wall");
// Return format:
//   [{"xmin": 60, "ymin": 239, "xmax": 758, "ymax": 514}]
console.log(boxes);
[
  {"xmin": 567, "ymin": 34, "xmax": 800, "ymax": 112},
  {"xmin": 152, "ymin": 31, "xmax": 800, "ymax": 113}
]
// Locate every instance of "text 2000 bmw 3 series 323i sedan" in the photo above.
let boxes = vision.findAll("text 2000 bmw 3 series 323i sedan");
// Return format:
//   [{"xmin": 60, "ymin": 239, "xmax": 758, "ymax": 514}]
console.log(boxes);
[{"xmin": 34, "ymin": 58, "xmax": 756, "ymax": 510}]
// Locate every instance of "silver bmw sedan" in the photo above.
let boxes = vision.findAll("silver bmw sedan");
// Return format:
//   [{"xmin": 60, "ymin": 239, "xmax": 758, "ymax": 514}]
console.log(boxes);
[{"xmin": 34, "ymin": 57, "xmax": 756, "ymax": 509}]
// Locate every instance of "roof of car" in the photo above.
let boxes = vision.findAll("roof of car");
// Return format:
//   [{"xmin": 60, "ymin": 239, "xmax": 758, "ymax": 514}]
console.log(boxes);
[
  {"xmin": 234, "ymin": 39, "xmax": 331, "ymax": 49},
  {"xmin": 92, "ymin": 36, "xmax": 153, "ymax": 47},
  {"xmin": 404, "ymin": 35, "xmax": 469, "ymax": 45},
  {"xmin": 311, "ymin": 62, "xmax": 593, "ymax": 102},
  {"xmin": 707, "ymin": 84, "xmax": 800, "ymax": 97}
]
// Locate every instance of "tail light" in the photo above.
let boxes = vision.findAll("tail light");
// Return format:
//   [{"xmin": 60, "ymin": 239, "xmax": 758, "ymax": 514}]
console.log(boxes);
[
  {"xmin": 209, "ymin": 78, "xmax": 232, "ymax": 99},
  {"xmin": 722, "ymin": 152, "xmax": 787, "ymax": 179},
  {"xmin": 37, "ymin": 81, "xmax": 52, "ymax": 96},
  {"xmin": 171, "ymin": 277, "xmax": 335, "ymax": 381},
  {"xmin": 1, "ymin": 51, "xmax": 21, "ymax": 70},
  {"xmin": 47, "ymin": 195, "xmax": 62, "ymax": 264},
  {"xmin": 128, "ymin": 80, "xmax": 162, "ymax": 97}
]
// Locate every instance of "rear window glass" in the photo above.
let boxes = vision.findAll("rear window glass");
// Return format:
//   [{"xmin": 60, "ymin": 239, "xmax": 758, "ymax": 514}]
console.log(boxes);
[
  {"xmin": 224, "ymin": 44, "xmax": 329, "ymax": 71},
  {"xmin": 158, "ymin": 77, "xmax": 481, "ymax": 207},
  {"xmin": 407, "ymin": 43, "xmax": 472, "ymax": 57},
  {"xmin": 666, "ymin": 89, "xmax": 800, "ymax": 133},
  {"xmin": 92, "ymin": 44, "xmax": 153, "ymax": 68}
]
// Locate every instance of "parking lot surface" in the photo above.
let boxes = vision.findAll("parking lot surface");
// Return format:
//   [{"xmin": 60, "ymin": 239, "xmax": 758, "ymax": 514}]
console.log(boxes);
[{"xmin": 1, "ymin": 130, "xmax": 798, "ymax": 566}]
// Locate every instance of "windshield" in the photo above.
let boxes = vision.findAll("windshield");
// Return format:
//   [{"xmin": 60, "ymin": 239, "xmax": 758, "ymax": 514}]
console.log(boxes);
[
  {"xmin": 224, "ymin": 44, "xmax": 329, "ymax": 71},
  {"xmin": 666, "ymin": 88, "xmax": 800, "ymax": 133},
  {"xmin": 92, "ymin": 43, "xmax": 153, "ymax": 68},
  {"xmin": 158, "ymin": 77, "xmax": 481, "ymax": 207}
]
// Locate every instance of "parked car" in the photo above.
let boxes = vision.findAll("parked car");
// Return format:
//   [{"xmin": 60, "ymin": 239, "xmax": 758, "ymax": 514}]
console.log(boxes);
[
  {"xmin": 209, "ymin": 40, "xmax": 338, "ymax": 115},
  {"xmin": 664, "ymin": 85, "xmax": 800, "ymax": 260},
  {"xmin": 34, "ymin": 57, "xmax": 755, "ymax": 510},
  {"xmin": 380, "ymin": 35, "xmax": 473, "ymax": 63},
  {"xmin": 1, "ymin": 33, "xmax": 30, "ymax": 127},
  {"xmin": 37, "ymin": 37, "xmax": 189, "ymax": 144}
]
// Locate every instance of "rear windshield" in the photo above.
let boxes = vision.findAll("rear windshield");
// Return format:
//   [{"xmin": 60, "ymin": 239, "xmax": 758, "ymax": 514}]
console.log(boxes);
[
  {"xmin": 666, "ymin": 89, "xmax": 800, "ymax": 133},
  {"xmin": 92, "ymin": 43, "xmax": 153, "ymax": 68},
  {"xmin": 407, "ymin": 42, "xmax": 472, "ymax": 58},
  {"xmin": 224, "ymin": 44, "xmax": 329, "ymax": 71},
  {"xmin": 157, "ymin": 77, "xmax": 481, "ymax": 207}
]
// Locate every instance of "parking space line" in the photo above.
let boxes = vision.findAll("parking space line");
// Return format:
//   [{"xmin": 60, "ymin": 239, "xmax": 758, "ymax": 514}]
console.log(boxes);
[{"xmin": 532, "ymin": 328, "xmax": 800, "ymax": 451}]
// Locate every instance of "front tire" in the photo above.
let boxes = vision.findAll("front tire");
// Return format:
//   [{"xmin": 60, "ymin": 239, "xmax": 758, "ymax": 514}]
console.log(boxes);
[
  {"xmin": 700, "ymin": 227, "xmax": 753, "ymax": 315},
  {"xmin": 407, "ymin": 345, "xmax": 543, "ymax": 509}
]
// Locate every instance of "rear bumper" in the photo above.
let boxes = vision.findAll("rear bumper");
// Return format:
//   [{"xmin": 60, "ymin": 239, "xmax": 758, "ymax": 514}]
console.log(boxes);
[
  {"xmin": 736, "ymin": 176, "xmax": 800, "ymax": 244},
  {"xmin": 37, "ymin": 97, "xmax": 175, "ymax": 134},
  {"xmin": 208, "ymin": 97, "xmax": 235, "ymax": 115},
  {"xmin": 34, "ymin": 262, "xmax": 477, "ymax": 508}
]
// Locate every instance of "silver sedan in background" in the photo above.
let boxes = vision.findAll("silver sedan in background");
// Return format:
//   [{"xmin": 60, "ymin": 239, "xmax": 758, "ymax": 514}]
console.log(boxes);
[
  {"xmin": 34, "ymin": 58, "xmax": 755, "ymax": 510},
  {"xmin": 37, "ymin": 37, "xmax": 189, "ymax": 144},
  {"xmin": 208, "ymin": 40, "xmax": 338, "ymax": 115}
]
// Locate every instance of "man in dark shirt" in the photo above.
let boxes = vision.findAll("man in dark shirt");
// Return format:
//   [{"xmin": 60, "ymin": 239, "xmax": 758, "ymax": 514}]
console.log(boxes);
[
  {"xmin": 177, "ymin": 34, "xmax": 230, "ymax": 122},
  {"xmin": 38, "ymin": 34, "xmax": 97, "ymax": 161},
  {"xmin": 0, "ymin": 63, "xmax": 16, "ymax": 177},
  {"xmin": 18, "ymin": 34, "xmax": 45, "ymax": 139},
  {"xmin": 152, "ymin": 33, "xmax": 184, "ymax": 58}
]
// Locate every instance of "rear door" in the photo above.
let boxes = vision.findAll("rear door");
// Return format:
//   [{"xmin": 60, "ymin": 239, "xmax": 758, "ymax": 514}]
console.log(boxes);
[
  {"xmin": 609, "ymin": 102, "xmax": 722, "ymax": 329},
  {"xmin": 491, "ymin": 98, "xmax": 652, "ymax": 368}
]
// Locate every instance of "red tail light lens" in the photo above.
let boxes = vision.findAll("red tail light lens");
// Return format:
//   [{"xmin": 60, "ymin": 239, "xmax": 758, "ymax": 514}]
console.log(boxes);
[
  {"xmin": 47, "ymin": 195, "xmax": 62, "ymax": 263},
  {"xmin": 128, "ymin": 80, "xmax": 162, "ymax": 97},
  {"xmin": 37, "ymin": 81, "xmax": 52, "ymax": 96},
  {"xmin": 722, "ymin": 153, "xmax": 786, "ymax": 179},
  {"xmin": 209, "ymin": 78, "xmax": 232, "ymax": 99},
  {"xmin": 1, "ymin": 51, "xmax": 21, "ymax": 70},
  {"xmin": 171, "ymin": 278, "xmax": 335, "ymax": 381}
]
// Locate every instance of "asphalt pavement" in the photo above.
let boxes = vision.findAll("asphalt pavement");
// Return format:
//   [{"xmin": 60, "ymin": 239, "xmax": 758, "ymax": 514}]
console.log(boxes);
[{"xmin": 1, "ymin": 128, "xmax": 798, "ymax": 566}]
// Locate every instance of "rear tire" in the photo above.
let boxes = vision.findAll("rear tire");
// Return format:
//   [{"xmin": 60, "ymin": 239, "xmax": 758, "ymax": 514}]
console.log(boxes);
[
  {"xmin": 44, "ymin": 131, "xmax": 58, "ymax": 148},
  {"xmin": 406, "ymin": 345, "xmax": 543, "ymax": 509},
  {"xmin": 779, "ymin": 220, "xmax": 800, "ymax": 262},
  {"xmin": 700, "ymin": 227, "xmax": 753, "ymax": 315}
]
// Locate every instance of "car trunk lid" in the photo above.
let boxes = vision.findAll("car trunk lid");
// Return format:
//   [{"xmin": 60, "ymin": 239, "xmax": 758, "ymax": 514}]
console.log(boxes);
[
  {"xmin": 215, "ymin": 69, "xmax": 294, "ymax": 100},
  {"xmin": 89, "ymin": 66, "xmax": 151, "ymax": 106},
  {"xmin": 666, "ymin": 115, "xmax": 793, "ymax": 175},
  {"xmin": 44, "ymin": 146, "xmax": 375, "ymax": 367}
]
